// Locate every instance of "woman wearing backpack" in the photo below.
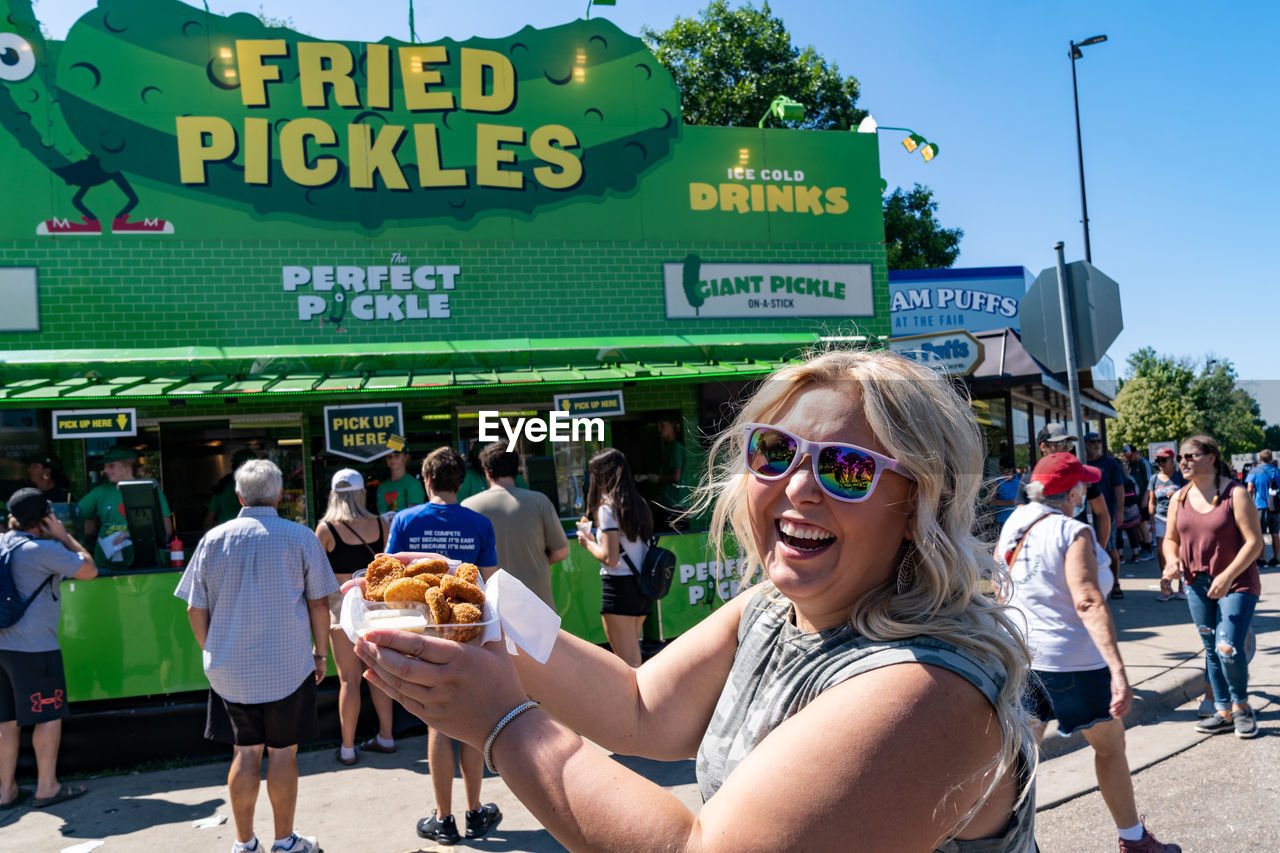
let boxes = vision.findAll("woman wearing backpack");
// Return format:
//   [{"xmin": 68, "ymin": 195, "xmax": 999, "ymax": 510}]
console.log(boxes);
[{"xmin": 575, "ymin": 448, "xmax": 653, "ymax": 667}]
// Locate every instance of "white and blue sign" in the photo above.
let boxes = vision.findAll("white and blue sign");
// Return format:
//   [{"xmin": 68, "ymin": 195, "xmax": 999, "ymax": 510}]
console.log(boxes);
[{"xmin": 888, "ymin": 266, "xmax": 1032, "ymax": 335}]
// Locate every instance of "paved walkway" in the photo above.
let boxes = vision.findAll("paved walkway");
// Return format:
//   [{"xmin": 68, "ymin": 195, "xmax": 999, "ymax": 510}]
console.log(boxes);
[{"xmin": 4, "ymin": 556, "xmax": 1274, "ymax": 853}]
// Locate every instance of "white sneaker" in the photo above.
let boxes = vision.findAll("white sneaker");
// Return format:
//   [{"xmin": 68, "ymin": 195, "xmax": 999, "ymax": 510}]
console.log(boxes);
[{"xmin": 271, "ymin": 834, "xmax": 318, "ymax": 853}]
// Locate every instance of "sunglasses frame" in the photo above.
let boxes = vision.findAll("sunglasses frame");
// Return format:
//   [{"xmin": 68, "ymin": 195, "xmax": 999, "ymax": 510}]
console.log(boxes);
[{"xmin": 743, "ymin": 422, "xmax": 915, "ymax": 503}]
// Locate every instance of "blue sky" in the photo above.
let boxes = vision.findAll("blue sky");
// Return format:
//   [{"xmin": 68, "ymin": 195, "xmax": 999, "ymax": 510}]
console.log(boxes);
[{"xmin": 36, "ymin": 1, "xmax": 1280, "ymax": 419}]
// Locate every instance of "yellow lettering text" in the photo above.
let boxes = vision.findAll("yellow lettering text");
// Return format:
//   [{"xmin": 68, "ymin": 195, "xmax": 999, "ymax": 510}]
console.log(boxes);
[
  {"xmin": 399, "ymin": 45, "xmax": 454, "ymax": 111},
  {"xmin": 297, "ymin": 42, "xmax": 359, "ymax": 108},
  {"xmin": 279, "ymin": 118, "xmax": 339, "ymax": 186},
  {"xmin": 475, "ymin": 123, "xmax": 524, "ymax": 189},
  {"xmin": 176, "ymin": 115, "xmax": 236, "ymax": 184},
  {"xmin": 236, "ymin": 39, "xmax": 288, "ymax": 107},
  {"xmin": 348, "ymin": 123, "xmax": 408, "ymax": 189},
  {"xmin": 529, "ymin": 124, "xmax": 582, "ymax": 189}
]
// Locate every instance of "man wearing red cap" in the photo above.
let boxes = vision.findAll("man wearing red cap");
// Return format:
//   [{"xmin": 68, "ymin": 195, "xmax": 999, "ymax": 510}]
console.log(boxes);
[{"xmin": 998, "ymin": 453, "xmax": 1180, "ymax": 853}]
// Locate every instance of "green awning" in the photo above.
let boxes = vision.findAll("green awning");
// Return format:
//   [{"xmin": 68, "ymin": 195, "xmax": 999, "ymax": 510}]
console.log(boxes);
[{"xmin": 0, "ymin": 333, "xmax": 867, "ymax": 404}]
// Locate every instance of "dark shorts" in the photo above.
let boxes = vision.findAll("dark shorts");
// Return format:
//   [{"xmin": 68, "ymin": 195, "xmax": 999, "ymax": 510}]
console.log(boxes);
[
  {"xmin": 1259, "ymin": 508, "xmax": 1280, "ymax": 536},
  {"xmin": 205, "ymin": 675, "xmax": 317, "ymax": 748},
  {"xmin": 0, "ymin": 649, "xmax": 70, "ymax": 726},
  {"xmin": 601, "ymin": 574, "xmax": 652, "ymax": 617},
  {"xmin": 1022, "ymin": 667, "xmax": 1113, "ymax": 735}
]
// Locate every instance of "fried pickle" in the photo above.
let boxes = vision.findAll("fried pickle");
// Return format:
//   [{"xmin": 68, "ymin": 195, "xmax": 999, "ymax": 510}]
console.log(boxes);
[
  {"xmin": 447, "ymin": 602, "xmax": 484, "ymax": 642},
  {"xmin": 382, "ymin": 576, "xmax": 433, "ymax": 604},
  {"xmin": 405, "ymin": 557, "xmax": 450, "ymax": 577},
  {"xmin": 439, "ymin": 574, "xmax": 486, "ymax": 606},
  {"xmin": 424, "ymin": 587, "xmax": 453, "ymax": 626},
  {"xmin": 364, "ymin": 556, "xmax": 405, "ymax": 601},
  {"xmin": 455, "ymin": 562, "xmax": 480, "ymax": 585}
]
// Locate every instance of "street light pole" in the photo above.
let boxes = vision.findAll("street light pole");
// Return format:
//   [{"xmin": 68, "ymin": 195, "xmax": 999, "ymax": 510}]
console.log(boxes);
[{"xmin": 1069, "ymin": 35, "xmax": 1107, "ymax": 264}]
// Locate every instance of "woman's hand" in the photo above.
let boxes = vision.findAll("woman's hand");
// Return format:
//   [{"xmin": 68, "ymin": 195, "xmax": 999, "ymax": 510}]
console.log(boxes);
[
  {"xmin": 1207, "ymin": 575, "xmax": 1231, "ymax": 599},
  {"xmin": 1160, "ymin": 558, "xmax": 1182, "ymax": 583},
  {"xmin": 382, "ymin": 550, "xmax": 450, "ymax": 565},
  {"xmin": 354, "ymin": 630, "xmax": 529, "ymax": 749}
]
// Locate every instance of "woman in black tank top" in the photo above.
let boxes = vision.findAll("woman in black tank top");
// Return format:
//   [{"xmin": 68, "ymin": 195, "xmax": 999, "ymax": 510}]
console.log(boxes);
[{"xmin": 313, "ymin": 469, "xmax": 389, "ymax": 763}]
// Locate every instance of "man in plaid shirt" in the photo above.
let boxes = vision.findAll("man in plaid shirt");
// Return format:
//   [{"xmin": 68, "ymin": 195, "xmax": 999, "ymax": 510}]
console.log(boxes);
[{"xmin": 176, "ymin": 460, "xmax": 337, "ymax": 853}]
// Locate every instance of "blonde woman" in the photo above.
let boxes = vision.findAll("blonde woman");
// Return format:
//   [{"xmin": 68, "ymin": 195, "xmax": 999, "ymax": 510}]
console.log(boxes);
[
  {"xmin": 313, "ymin": 469, "xmax": 388, "ymax": 765},
  {"xmin": 356, "ymin": 350, "xmax": 1037, "ymax": 851}
]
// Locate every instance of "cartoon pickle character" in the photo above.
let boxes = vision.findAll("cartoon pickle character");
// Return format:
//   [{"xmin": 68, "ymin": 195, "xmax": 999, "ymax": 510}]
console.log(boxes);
[
  {"xmin": 325, "ymin": 291, "xmax": 347, "ymax": 332},
  {"xmin": 1, "ymin": 0, "xmax": 171, "ymax": 235}
]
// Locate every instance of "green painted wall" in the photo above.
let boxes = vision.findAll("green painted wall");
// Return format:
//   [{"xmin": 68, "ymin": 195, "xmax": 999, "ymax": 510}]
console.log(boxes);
[{"xmin": 0, "ymin": 239, "xmax": 888, "ymax": 351}]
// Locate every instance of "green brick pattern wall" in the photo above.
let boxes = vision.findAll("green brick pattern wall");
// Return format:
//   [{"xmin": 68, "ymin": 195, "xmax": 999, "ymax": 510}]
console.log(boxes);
[{"xmin": 0, "ymin": 239, "xmax": 889, "ymax": 350}]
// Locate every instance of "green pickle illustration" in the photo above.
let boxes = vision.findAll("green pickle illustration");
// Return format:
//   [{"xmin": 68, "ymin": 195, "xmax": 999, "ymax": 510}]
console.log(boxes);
[
  {"xmin": 1, "ymin": 0, "xmax": 682, "ymax": 234},
  {"xmin": 681, "ymin": 252, "xmax": 704, "ymax": 315},
  {"xmin": 1, "ymin": 0, "xmax": 172, "ymax": 233}
]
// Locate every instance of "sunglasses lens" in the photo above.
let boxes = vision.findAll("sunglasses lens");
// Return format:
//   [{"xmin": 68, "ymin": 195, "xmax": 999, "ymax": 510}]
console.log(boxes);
[
  {"xmin": 818, "ymin": 445, "xmax": 876, "ymax": 500},
  {"xmin": 747, "ymin": 428, "xmax": 797, "ymax": 477}
]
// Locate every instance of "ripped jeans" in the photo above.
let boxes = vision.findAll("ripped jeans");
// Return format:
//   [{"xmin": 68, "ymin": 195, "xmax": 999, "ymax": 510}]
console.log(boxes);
[{"xmin": 1185, "ymin": 573, "xmax": 1258, "ymax": 709}]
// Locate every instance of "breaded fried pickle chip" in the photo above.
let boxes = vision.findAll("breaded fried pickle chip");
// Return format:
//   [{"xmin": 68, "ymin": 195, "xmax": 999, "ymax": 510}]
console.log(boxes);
[
  {"xmin": 439, "ymin": 574, "xmax": 486, "ymax": 606},
  {"xmin": 382, "ymin": 576, "xmax": 433, "ymax": 604},
  {"xmin": 364, "ymin": 556, "xmax": 405, "ymax": 601},
  {"xmin": 405, "ymin": 557, "xmax": 450, "ymax": 577},
  {"xmin": 424, "ymin": 587, "xmax": 453, "ymax": 626},
  {"xmin": 448, "ymin": 602, "xmax": 484, "ymax": 642},
  {"xmin": 455, "ymin": 563, "xmax": 480, "ymax": 585}
]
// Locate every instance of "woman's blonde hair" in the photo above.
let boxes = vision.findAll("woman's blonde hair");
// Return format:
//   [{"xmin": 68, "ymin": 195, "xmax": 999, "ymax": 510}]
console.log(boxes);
[
  {"xmin": 320, "ymin": 488, "xmax": 375, "ymax": 525},
  {"xmin": 692, "ymin": 347, "xmax": 1033, "ymax": 829}
]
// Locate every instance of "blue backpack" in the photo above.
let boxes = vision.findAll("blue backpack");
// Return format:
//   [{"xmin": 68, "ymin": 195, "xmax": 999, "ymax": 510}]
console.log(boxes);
[{"xmin": 0, "ymin": 535, "xmax": 56, "ymax": 629}]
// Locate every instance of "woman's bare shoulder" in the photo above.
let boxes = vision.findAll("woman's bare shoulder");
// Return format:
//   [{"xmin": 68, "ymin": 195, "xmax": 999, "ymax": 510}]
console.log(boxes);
[{"xmin": 699, "ymin": 660, "xmax": 1008, "ymax": 850}]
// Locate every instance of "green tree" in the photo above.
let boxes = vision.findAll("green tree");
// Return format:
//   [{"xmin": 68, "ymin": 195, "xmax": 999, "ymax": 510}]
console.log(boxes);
[
  {"xmin": 881, "ymin": 184, "xmax": 963, "ymax": 270},
  {"xmin": 1188, "ymin": 357, "xmax": 1265, "ymax": 454},
  {"xmin": 1112, "ymin": 348, "xmax": 1265, "ymax": 455},
  {"xmin": 642, "ymin": 1, "xmax": 864, "ymax": 130}
]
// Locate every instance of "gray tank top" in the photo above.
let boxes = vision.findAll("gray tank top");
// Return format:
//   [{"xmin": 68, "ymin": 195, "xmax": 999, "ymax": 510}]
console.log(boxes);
[{"xmin": 695, "ymin": 592, "xmax": 1036, "ymax": 853}]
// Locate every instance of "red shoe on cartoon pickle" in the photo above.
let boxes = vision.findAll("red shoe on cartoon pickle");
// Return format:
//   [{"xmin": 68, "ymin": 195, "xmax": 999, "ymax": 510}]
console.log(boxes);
[
  {"xmin": 35, "ymin": 216, "xmax": 102, "ymax": 236},
  {"xmin": 111, "ymin": 215, "xmax": 174, "ymax": 234}
]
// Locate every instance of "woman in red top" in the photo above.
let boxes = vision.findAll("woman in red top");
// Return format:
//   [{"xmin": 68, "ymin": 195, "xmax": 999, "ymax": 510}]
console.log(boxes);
[{"xmin": 1162, "ymin": 434, "xmax": 1263, "ymax": 739}]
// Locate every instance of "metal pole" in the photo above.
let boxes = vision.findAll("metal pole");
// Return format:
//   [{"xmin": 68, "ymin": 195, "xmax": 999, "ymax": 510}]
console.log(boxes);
[
  {"xmin": 1070, "ymin": 44, "xmax": 1092, "ymax": 263},
  {"xmin": 1054, "ymin": 241, "xmax": 1085, "ymax": 460}
]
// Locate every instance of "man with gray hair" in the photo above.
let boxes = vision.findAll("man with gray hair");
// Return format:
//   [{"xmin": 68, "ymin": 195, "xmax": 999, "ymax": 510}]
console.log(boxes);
[{"xmin": 175, "ymin": 460, "xmax": 337, "ymax": 853}]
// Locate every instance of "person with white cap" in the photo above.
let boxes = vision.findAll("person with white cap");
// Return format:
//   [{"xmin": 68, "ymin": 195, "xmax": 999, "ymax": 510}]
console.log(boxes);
[{"xmin": 314, "ymin": 469, "xmax": 389, "ymax": 765}]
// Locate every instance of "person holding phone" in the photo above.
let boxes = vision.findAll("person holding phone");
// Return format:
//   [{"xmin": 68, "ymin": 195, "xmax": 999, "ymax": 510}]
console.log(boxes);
[{"xmin": 0, "ymin": 488, "xmax": 97, "ymax": 810}]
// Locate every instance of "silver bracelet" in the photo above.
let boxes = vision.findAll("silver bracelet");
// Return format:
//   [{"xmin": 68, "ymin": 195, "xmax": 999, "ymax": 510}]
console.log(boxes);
[{"xmin": 483, "ymin": 700, "xmax": 539, "ymax": 774}]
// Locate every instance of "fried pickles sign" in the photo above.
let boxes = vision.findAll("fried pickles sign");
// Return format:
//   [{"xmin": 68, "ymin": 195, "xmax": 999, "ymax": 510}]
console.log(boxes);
[{"xmin": 0, "ymin": 0, "xmax": 680, "ymax": 233}]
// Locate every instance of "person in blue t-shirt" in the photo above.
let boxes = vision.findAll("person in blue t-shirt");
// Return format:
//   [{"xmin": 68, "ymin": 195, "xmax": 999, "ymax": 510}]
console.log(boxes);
[
  {"xmin": 1245, "ymin": 449, "xmax": 1280, "ymax": 566},
  {"xmin": 384, "ymin": 447, "xmax": 501, "ymax": 845}
]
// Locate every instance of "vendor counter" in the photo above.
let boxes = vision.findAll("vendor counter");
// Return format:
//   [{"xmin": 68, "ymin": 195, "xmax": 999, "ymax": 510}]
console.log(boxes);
[{"xmin": 57, "ymin": 529, "xmax": 754, "ymax": 703}]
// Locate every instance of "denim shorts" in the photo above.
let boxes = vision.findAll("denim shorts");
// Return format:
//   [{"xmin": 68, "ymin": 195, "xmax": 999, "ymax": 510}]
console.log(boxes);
[{"xmin": 1022, "ymin": 667, "xmax": 1113, "ymax": 735}]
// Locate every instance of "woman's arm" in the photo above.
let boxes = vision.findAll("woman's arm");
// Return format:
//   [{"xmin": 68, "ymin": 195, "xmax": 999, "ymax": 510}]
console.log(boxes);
[
  {"xmin": 512, "ymin": 591, "xmax": 748, "ymax": 759},
  {"xmin": 1063, "ymin": 532, "xmax": 1131, "ymax": 718},
  {"xmin": 358, "ymin": 625, "xmax": 1010, "ymax": 852},
  {"xmin": 1209, "ymin": 488, "xmax": 1264, "ymax": 597},
  {"xmin": 577, "ymin": 528, "xmax": 618, "ymax": 567},
  {"xmin": 1161, "ymin": 492, "xmax": 1183, "ymax": 581},
  {"xmin": 313, "ymin": 520, "xmax": 334, "ymax": 552}
]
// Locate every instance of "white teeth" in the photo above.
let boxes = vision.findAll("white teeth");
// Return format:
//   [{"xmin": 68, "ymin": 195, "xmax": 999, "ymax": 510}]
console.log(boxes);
[{"xmin": 778, "ymin": 519, "xmax": 834, "ymax": 541}]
